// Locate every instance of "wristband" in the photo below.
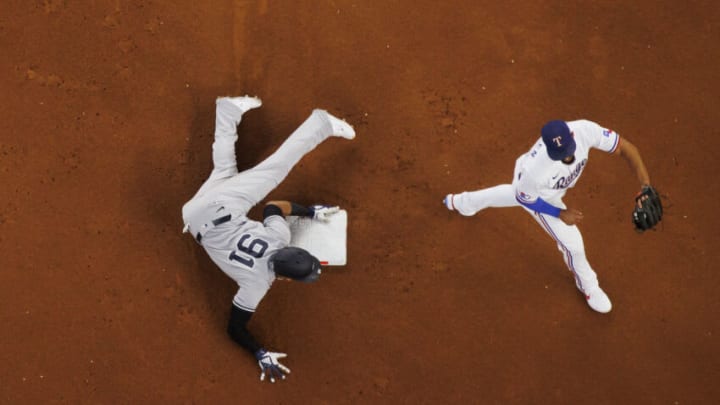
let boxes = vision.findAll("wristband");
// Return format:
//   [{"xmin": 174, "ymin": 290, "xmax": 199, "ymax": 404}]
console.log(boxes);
[
  {"xmin": 516, "ymin": 196, "xmax": 562, "ymax": 217},
  {"xmin": 290, "ymin": 202, "xmax": 314, "ymax": 217}
]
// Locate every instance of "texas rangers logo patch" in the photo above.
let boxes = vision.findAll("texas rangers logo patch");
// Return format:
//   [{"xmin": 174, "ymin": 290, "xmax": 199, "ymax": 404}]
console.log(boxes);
[
  {"xmin": 602, "ymin": 129, "xmax": 615, "ymax": 137},
  {"xmin": 518, "ymin": 191, "xmax": 533, "ymax": 202}
]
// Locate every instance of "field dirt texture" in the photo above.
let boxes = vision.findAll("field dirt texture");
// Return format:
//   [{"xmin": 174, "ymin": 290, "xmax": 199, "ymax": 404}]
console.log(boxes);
[{"xmin": 1, "ymin": 0, "xmax": 719, "ymax": 404}]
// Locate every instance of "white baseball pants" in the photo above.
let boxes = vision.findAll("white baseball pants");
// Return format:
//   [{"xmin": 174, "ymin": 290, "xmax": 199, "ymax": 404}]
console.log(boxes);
[{"xmin": 451, "ymin": 185, "xmax": 600, "ymax": 293}]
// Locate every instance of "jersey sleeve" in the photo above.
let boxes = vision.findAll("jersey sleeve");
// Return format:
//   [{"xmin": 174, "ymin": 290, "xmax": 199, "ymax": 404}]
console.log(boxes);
[
  {"xmin": 232, "ymin": 281, "xmax": 271, "ymax": 313},
  {"xmin": 263, "ymin": 215, "xmax": 291, "ymax": 246},
  {"xmin": 577, "ymin": 119, "xmax": 620, "ymax": 153},
  {"xmin": 227, "ymin": 305, "xmax": 263, "ymax": 354}
]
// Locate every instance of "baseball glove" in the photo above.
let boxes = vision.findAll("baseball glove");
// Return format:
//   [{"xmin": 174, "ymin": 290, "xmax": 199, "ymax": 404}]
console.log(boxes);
[{"xmin": 632, "ymin": 185, "xmax": 663, "ymax": 232}]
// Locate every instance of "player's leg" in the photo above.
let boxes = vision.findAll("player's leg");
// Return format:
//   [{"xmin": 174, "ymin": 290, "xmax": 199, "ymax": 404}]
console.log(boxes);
[
  {"xmin": 218, "ymin": 109, "xmax": 354, "ymax": 214},
  {"xmin": 182, "ymin": 96, "xmax": 261, "ymax": 232},
  {"xmin": 444, "ymin": 185, "xmax": 519, "ymax": 216},
  {"xmin": 193, "ymin": 97, "xmax": 263, "ymax": 197},
  {"xmin": 529, "ymin": 211, "xmax": 612, "ymax": 313}
]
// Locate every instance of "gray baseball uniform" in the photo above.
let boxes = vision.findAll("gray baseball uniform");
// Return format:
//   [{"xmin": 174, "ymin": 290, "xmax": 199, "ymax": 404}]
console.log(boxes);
[{"xmin": 182, "ymin": 99, "xmax": 337, "ymax": 312}]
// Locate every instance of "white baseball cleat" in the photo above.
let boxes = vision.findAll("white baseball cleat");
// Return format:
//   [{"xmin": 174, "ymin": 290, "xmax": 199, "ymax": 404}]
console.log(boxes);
[
  {"xmin": 444, "ymin": 194, "xmax": 455, "ymax": 211},
  {"xmin": 584, "ymin": 287, "xmax": 612, "ymax": 313},
  {"xmin": 218, "ymin": 95, "xmax": 262, "ymax": 114},
  {"xmin": 318, "ymin": 110, "xmax": 355, "ymax": 139}
]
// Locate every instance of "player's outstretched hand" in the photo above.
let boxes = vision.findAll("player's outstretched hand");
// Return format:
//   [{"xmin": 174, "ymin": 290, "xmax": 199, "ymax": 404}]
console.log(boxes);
[
  {"xmin": 559, "ymin": 208, "xmax": 584, "ymax": 226},
  {"xmin": 311, "ymin": 205, "xmax": 340, "ymax": 221},
  {"xmin": 255, "ymin": 350, "xmax": 291, "ymax": 383}
]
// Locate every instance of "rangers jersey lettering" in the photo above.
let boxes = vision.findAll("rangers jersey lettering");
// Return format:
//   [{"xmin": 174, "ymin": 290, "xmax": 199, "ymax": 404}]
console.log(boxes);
[{"xmin": 553, "ymin": 158, "xmax": 588, "ymax": 189}]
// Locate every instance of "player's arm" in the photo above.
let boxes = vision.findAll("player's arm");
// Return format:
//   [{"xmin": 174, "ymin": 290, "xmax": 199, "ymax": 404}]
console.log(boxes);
[
  {"xmin": 614, "ymin": 138, "xmax": 651, "ymax": 187},
  {"xmin": 228, "ymin": 306, "xmax": 291, "ymax": 384},
  {"xmin": 515, "ymin": 185, "xmax": 584, "ymax": 225},
  {"xmin": 516, "ymin": 195, "xmax": 562, "ymax": 217},
  {"xmin": 265, "ymin": 201, "xmax": 339, "ymax": 221},
  {"xmin": 515, "ymin": 176, "xmax": 566, "ymax": 220},
  {"xmin": 264, "ymin": 201, "xmax": 314, "ymax": 218},
  {"xmin": 227, "ymin": 305, "xmax": 263, "ymax": 354}
]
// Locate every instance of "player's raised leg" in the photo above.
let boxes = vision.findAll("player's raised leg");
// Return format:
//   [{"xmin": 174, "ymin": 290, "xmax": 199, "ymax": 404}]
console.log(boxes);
[
  {"xmin": 182, "ymin": 96, "xmax": 261, "ymax": 230},
  {"xmin": 187, "ymin": 96, "xmax": 262, "ymax": 201},
  {"xmin": 444, "ymin": 185, "xmax": 519, "ymax": 216},
  {"xmin": 209, "ymin": 96, "xmax": 263, "ymax": 180},
  {"xmin": 530, "ymin": 212, "xmax": 612, "ymax": 313},
  {"xmin": 218, "ymin": 109, "xmax": 355, "ymax": 214}
]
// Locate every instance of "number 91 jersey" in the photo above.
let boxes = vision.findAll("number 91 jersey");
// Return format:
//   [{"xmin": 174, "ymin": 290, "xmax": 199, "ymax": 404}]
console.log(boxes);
[{"xmin": 200, "ymin": 214, "xmax": 292, "ymax": 312}]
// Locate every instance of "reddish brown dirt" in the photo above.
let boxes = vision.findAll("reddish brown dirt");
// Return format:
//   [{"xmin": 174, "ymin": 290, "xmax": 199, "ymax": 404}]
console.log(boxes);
[{"xmin": 2, "ymin": 1, "xmax": 719, "ymax": 403}]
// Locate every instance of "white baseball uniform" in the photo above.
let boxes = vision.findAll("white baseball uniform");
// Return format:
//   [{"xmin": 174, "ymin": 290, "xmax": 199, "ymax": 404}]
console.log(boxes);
[
  {"xmin": 449, "ymin": 119, "xmax": 620, "ymax": 294},
  {"xmin": 182, "ymin": 99, "xmax": 337, "ymax": 312}
]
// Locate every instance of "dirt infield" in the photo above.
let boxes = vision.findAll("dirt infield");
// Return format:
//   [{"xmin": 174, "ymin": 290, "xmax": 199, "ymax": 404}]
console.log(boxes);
[{"xmin": 2, "ymin": 0, "xmax": 719, "ymax": 403}]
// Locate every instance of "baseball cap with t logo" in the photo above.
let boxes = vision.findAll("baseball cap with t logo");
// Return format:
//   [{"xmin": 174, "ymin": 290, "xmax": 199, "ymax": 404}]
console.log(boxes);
[{"xmin": 541, "ymin": 120, "xmax": 576, "ymax": 161}]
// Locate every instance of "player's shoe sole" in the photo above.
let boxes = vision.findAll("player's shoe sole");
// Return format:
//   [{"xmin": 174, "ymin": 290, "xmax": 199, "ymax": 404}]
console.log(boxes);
[
  {"xmin": 584, "ymin": 287, "xmax": 612, "ymax": 313},
  {"xmin": 444, "ymin": 194, "xmax": 455, "ymax": 210},
  {"xmin": 218, "ymin": 95, "xmax": 262, "ymax": 114},
  {"xmin": 317, "ymin": 110, "xmax": 355, "ymax": 139}
]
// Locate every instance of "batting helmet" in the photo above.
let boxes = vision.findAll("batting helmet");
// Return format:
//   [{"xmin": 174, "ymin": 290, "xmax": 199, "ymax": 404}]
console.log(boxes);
[{"xmin": 270, "ymin": 247, "xmax": 322, "ymax": 283}]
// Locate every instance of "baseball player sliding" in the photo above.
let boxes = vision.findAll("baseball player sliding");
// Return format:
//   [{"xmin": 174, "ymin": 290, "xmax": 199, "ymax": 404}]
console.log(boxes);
[
  {"xmin": 444, "ymin": 120, "xmax": 656, "ymax": 313},
  {"xmin": 182, "ymin": 96, "xmax": 355, "ymax": 383}
]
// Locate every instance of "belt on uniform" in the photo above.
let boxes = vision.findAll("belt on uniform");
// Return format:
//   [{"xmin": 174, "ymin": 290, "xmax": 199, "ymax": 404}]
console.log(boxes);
[{"xmin": 195, "ymin": 214, "xmax": 232, "ymax": 244}]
